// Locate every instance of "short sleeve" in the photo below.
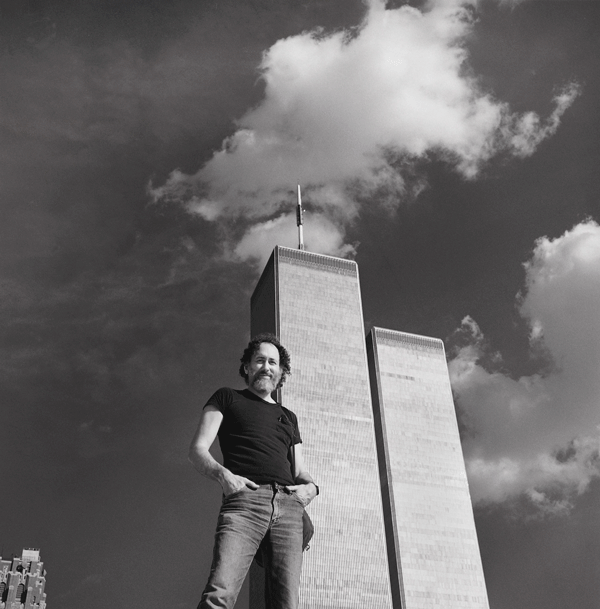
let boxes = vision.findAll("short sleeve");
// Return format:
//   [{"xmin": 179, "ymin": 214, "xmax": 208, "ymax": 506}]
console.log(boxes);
[
  {"xmin": 282, "ymin": 406, "xmax": 302, "ymax": 445},
  {"xmin": 203, "ymin": 387, "xmax": 233, "ymax": 413},
  {"xmin": 293, "ymin": 421, "xmax": 302, "ymax": 445}
]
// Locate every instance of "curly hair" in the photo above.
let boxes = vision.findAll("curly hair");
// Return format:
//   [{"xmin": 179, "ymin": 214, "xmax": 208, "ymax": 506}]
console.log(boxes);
[{"xmin": 239, "ymin": 333, "xmax": 291, "ymax": 389}]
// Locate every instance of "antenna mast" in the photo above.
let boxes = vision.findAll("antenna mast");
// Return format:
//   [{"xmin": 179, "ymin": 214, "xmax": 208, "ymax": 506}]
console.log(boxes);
[{"xmin": 296, "ymin": 184, "xmax": 305, "ymax": 251}]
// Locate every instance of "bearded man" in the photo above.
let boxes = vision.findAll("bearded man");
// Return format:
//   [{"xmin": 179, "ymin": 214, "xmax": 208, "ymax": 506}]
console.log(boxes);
[{"xmin": 189, "ymin": 333, "xmax": 319, "ymax": 609}]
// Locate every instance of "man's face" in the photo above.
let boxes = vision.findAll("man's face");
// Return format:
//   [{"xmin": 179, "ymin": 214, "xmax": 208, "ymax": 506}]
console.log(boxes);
[{"xmin": 245, "ymin": 342, "xmax": 282, "ymax": 396}]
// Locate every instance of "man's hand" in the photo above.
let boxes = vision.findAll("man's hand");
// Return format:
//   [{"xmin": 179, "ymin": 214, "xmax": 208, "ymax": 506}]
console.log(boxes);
[
  {"xmin": 286, "ymin": 482, "xmax": 317, "ymax": 506},
  {"xmin": 221, "ymin": 472, "xmax": 260, "ymax": 497}
]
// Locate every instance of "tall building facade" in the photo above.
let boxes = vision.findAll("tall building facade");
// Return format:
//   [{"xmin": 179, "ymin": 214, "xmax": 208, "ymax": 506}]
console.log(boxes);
[
  {"xmin": 0, "ymin": 549, "xmax": 47, "ymax": 609},
  {"xmin": 367, "ymin": 328, "xmax": 489, "ymax": 609},
  {"xmin": 249, "ymin": 246, "xmax": 393, "ymax": 609}
]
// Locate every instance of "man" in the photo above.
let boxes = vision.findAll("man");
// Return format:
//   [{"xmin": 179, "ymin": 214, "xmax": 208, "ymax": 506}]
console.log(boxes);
[{"xmin": 189, "ymin": 333, "xmax": 318, "ymax": 609}]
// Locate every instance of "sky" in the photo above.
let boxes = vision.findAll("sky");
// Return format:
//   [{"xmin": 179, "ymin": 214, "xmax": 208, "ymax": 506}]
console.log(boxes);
[{"xmin": 1, "ymin": 0, "xmax": 599, "ymax": 608}]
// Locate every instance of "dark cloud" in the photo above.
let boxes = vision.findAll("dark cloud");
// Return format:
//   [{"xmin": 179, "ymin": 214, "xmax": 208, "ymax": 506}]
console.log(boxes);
[{"xmin": 476, "ymin": 479, "xmax": 600, "ymax": 609}]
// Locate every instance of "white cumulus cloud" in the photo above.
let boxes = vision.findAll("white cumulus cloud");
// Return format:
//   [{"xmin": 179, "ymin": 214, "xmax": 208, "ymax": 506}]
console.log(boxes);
[
  {"xmin": 232, "ymin": 212, "xmax": 356, "ymax": 268},
  {"xmin": 150, "ymin": 0, "xmax": 579, "ymax": 265},
  {"xmin": 449, "ymin": 221, "xmax": 600, "ymax": 515}
]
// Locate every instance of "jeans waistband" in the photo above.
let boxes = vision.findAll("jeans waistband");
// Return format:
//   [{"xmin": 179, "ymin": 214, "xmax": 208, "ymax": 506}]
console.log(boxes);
[{"xmin": 256, "ymin": 482, "xmax": 293, "ymax": 493}]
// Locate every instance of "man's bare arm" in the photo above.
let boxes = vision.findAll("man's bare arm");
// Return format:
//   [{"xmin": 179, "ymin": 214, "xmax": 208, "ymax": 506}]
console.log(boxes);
[
  {"xmin": 188, "ymin": 405, "xmax": 259, "ymax": 496},
  {"xmin": 286, "ymin": 443, "xmax": 318, "ymax": 505}
]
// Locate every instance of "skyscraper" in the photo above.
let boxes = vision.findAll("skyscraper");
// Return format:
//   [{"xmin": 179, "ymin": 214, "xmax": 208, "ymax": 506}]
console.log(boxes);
[
  {"xmin": 248, "ymin": 246, "xmax": 489, "ymax": 609},
  {"xmin": 250, "ymin": 246, "xmax": 393, "ymax": 609},
  {"xmin": 367, "ymin": 328, "xmax": 489, "ymax": 609},
  {"xmin": 0, "ymin": 549, "xmax": 47, "ymax": 609}
]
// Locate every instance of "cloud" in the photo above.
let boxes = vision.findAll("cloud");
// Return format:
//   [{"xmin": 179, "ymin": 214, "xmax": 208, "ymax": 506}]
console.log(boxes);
[
  {"xmin": 449, "ymin": 221, "xmax": 600, "ymax": 514},
  {"xmin": 503, "ymin": 83, "xmax": 581, "ymax": 158},
  {"xmin": 232, "ymin": 212, "xmax": 356, "ymax": 267},
  {"xmin": 150, "ymin": 0, "xmax": 579, "ymax": 264}
]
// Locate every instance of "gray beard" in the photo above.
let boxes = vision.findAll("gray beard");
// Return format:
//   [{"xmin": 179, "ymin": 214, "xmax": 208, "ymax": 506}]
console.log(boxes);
[{"xmin": 250, "ymin": 375, "xmax": 277, "ymax": 394}]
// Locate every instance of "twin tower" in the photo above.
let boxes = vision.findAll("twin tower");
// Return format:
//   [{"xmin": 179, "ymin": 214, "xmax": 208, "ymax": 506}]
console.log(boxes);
[{"xmin": 249, "ymin": 247, "xmax": 489, "ymax": 609}]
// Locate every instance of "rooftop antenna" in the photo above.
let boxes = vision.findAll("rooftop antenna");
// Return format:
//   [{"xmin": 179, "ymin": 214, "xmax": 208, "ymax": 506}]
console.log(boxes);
[{"xmin": 296, "ymin": 184, "xmax": 305, "ymax": 251}]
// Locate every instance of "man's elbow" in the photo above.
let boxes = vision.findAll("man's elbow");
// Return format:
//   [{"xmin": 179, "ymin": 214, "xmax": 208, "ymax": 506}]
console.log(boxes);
[
  {"xmin": 295, "ymin": 469, "xmax": 312, "ymax": 483},
  {"xmin": 188, "ymin": 443, "xmax": 209, "ymax": 467},
  {"xmin": 188, "ymin": 444, "xmax": 202, "ymax": 466}
]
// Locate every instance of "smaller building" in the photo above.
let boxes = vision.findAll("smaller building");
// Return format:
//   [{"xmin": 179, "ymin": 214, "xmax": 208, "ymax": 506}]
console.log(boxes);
[{"xmin": 0, "ymin": 549, "xmax": 47, "ymax": 609}]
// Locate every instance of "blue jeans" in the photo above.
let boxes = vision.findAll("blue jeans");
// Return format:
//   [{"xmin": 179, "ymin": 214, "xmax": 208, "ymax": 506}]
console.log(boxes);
[{"xmin": 198, "ymin": 483, "xmax": 305, "ymax": 609}]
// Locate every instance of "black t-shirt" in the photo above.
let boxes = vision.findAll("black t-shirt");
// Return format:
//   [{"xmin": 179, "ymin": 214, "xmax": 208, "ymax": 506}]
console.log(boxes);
[{"xmin": 204, "ymin": 387, "xmax": 302, "ymax": 485}]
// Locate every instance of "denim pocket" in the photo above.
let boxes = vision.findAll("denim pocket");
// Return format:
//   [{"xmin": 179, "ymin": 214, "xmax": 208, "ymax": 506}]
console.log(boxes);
[
  {"xmin": 223, "ymin": 487, "xmax": 247, "ymax": 501},
  {"xmin": 291, "ymin": 490, "xmax": 308, "ymax": 507}
]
